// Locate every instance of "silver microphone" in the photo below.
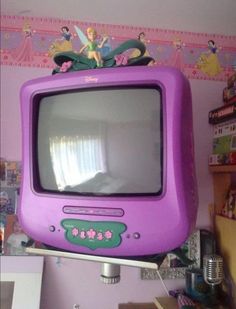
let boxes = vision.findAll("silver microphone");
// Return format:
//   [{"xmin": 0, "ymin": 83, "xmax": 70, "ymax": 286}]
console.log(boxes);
[{"xmin": 203, "ymin": 254, "xmax": 223, "ymax": 286}]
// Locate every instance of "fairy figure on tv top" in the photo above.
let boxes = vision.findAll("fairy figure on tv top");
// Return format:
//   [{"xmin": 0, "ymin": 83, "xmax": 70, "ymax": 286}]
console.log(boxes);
[{"xmin": 79, "ymin": 27, "xmax": 108, "ymax": 67}]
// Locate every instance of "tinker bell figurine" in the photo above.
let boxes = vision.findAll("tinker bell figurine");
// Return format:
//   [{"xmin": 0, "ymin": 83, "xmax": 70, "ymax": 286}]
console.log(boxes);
[{"xmin": 78, "ymin": 27, "xmax": 108, "ymax": 67}]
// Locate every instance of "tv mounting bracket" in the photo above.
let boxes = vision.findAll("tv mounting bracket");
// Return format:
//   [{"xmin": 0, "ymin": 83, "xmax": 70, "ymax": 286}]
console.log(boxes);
[{"xmin": 26, "ymin": 247, "xmax": 159, "ymax": 284}]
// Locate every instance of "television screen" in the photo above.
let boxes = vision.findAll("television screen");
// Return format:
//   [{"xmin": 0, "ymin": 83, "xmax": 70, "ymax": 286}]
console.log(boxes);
[{"xmin": 37, "ymin": 87, "xmax": 162, "ymax": 195}]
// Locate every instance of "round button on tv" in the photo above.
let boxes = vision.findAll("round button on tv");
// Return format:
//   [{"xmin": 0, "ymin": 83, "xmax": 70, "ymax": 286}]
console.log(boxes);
[
  {"xmin": 133, "ymin": 232, "xmax": 141, "ymax": 239},
  {"xmin": 49, "ymin": 225, "xmax": 56, "ymax": 232}
]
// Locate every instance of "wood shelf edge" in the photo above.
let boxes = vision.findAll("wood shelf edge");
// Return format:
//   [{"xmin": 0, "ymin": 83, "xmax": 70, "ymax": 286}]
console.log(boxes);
[
  {"xmin": 209, "ymin": 165, "xmax": 236, "ymax": 173},
  {"xmin": 215, "ymin": 214, "xmax": 236, "ymax": 223}
]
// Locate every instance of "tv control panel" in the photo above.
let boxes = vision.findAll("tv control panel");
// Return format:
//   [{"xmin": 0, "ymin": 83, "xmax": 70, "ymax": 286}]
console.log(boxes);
[{"xmin": 61, "ymin": 219, "xmax": 127, "ymax": 250}]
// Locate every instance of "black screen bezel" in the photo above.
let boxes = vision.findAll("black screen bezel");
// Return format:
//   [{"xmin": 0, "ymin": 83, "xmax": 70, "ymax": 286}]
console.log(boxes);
[{"xmin": 32, "ymin": 85, "xmax": 163, "ymax": 197}]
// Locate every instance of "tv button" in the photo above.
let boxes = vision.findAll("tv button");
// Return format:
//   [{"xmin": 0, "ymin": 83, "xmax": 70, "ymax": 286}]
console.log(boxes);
[
  {"xmin": 133, "ymin": 232, "xmax": 141, "ymax": 239},
  {"xmin": 49, "ymin": 225, "xmax": 56, "ymax": 232}
]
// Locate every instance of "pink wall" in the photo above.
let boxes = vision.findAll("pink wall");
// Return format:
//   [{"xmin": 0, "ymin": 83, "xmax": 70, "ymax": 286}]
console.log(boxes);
[
  {"xmin": 1, "ymin": 255, "xmax": 44, "ymax": 273},
  {"xmin": 0, "ymin": 66, "xmax": 51, "ymax": 161},
  {"xmin": 40, "ymin": 256, "xmax": 186, "ymax": 309}
]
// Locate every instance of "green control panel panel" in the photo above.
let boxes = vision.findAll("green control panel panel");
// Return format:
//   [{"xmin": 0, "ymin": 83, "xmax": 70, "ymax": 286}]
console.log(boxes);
[{"xmin": 61, "ymin": 219, "xmax": 127, "ymax": 250}]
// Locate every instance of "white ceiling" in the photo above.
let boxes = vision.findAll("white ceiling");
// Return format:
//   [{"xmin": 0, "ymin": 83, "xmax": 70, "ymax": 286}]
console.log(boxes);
[{"xmin": 1, "ymin": 0, "xmax": 236, "ymax": 35}]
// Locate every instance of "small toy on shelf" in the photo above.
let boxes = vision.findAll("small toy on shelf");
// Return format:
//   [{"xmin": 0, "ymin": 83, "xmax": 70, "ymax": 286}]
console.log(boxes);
[
  {"xmin": 223, "ymin": 72, "xmax": 236, "ymax": 105},
  {"xmin": 223, "ymin": 86, "xmax": 236, "ymax": 105},
  {"xmin": 221, "ymin": 187, "xmax": 236, "ymax": 219},
  {"xmin": 5, "ymin": 216, "xmax": 31, "ymax": 255}
]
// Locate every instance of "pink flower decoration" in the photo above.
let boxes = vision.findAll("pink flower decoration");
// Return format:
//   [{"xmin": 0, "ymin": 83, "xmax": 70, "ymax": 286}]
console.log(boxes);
[
  {"xmin": 97, "ymin": 232, "xmax": 104, "ymax": 241},
  {"xmin": 80, "ymin": 231, "xmax": 86, "ymax": 239},
  {"xmin": 104, "ymin": 230, "xmax": 113, "ymax": 239},
  {"xmin": 59, "ymin": 60, "xmax": 73, "ymax": 72},
  {"xmin": 87, "ymin": 229, "xmax": 96, "ymax": 239},
  {"xmin": 71, "ymin": 227, "xmax": 79, "ymax": 237},
  {"xmin": 114, "ymin": 54, "xmax": 128, "ymax": 66}
]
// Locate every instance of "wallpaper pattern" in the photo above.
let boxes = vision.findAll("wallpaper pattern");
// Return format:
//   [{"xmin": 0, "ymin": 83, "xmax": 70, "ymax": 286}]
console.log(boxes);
[{"xmin": 1, "ymin": 15, "xmax": 236, "ymax": 81}]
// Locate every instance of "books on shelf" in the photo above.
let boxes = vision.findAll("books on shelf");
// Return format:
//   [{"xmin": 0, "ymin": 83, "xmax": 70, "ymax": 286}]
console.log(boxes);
[
  {"xmin": 208, "ymin": 101, "xmax": 236, "ymax": 124},
  {"xmin": 227, "ymin": 72, "xmax": 236, "ymax": 88},
  {"xmin": 209, "ymin": 120, "xmax": 236, "ymax": 166},
  {"xmin": 213, "ymin": 134, "xmax": 236, "ymax": 154},
  {"xmin": 220, "ymin": 188, "xmax": 236, "ymax": 220},
  {"xmin": 223, "ymin": 86, "xmax": 236, "ymax": 105},
  {"xmin": 213, "ymin": 120, "xmax": 236, "ymax": 138},
  {"xmin": 208, "ymin": 152, "xmax": 236, "ymax": 166},
  {"xmin": 209, "ymin": 73, "xmax": 236, "ymax": 124},
  {"xmin": 223, "ymin": 72, "xmax": 236, "ymax": 104}
]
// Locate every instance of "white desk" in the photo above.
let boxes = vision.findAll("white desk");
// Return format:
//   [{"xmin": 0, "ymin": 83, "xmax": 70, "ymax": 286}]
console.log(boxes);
[{"xmin": 0, "ymin": 256, "xmax": 44, "ymax": 309}]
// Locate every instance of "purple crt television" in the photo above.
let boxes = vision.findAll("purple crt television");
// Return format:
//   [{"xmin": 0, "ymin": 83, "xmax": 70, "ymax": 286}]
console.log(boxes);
[{"xmin": 18, "ymin": 66, "xmax": 198, "ymax": 257}]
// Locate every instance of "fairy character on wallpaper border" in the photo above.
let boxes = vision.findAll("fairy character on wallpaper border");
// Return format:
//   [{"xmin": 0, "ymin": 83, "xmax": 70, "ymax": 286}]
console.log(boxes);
[
  {"xmin": 12, "ymin": 21, "xmax": 34, "ymax": 62},
  {"xmin": 197, "ymin": 40, "xmax": 222, "ymax": 77}
]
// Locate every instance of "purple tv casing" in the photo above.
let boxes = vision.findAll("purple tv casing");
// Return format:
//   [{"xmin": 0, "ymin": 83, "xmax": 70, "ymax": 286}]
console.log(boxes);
[{"xmin": 18, "ymin": 66, "xmax": 198, "ymax": 257}]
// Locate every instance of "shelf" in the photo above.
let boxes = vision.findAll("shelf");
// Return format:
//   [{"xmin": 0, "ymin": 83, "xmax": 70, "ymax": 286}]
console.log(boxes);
[
  {"xmin": 25, "ymin": 247, "xmax": 159, "ymax": 270},
  {"xmin": 215, "ymin": 215, "xmax": 236, "ymax": 285},
  {"xmin": 209, "ymin": 165, "xmax": 236, "ymax": 173}
]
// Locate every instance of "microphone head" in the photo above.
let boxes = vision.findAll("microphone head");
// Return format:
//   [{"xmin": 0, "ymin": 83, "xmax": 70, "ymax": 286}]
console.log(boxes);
[{"xmin": 203, "ymin": 254, "xmax": 223, "ymax": 285}]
